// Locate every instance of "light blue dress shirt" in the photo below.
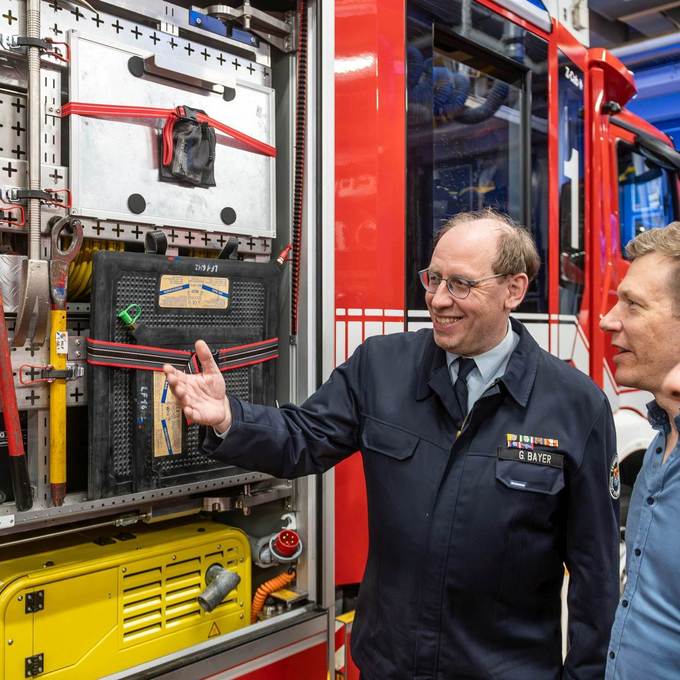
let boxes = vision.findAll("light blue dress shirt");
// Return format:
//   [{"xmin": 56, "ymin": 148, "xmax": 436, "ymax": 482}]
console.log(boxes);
[
  {"xmin": 446, "ymin": 320, "xmax": 520, "ymax": 411},
  {"xmin": 605, "ymin": 401, "xmax": 680, "ymax": 680}
]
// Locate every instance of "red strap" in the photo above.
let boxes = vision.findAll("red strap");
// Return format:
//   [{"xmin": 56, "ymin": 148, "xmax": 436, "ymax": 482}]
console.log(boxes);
[{"xmin": 62, "ymin": 102, "xmax": 276, "ymax": 158}]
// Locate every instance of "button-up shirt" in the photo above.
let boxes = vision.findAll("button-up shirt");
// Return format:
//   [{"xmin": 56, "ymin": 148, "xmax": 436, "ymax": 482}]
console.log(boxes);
[
  {"xmin": 606, "ymin": 401, "xmax": 680, "ymax": 679},
  {"xmin": 446, "ymin": 320, "xmax": 520, "ymax": 411}
]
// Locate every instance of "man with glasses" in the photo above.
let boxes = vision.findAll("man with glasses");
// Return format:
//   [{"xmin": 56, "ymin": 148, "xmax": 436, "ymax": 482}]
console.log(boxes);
[{"xmin": 164, "ymin": 209, "xmax": 619, "ymax": 680}]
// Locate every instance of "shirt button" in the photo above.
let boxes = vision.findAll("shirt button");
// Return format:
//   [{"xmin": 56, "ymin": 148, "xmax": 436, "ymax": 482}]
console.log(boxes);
[
  {"xmin": 656, "ymin": 446, "xmax": 662, "ymax": 453},
  {"xmin": 647, "ymin": 496, "xmax": 655, "ymax": 505},
  {"xmin": 622, "ymin": 599, "xmax": 629, "ymax": 607},
  {"xmin": 635, "ymin": 548, "xmax": 641, "ymax": 556},
  {"xmin": 610, "ymin": 651, "xmax": 616, "ymax": 659}
]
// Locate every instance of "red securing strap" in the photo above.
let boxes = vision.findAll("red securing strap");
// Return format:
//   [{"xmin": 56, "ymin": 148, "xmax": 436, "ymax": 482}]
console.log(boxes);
[{"xmin": 62, "ymin": 102, "xmax": 276, "ymax": 158}]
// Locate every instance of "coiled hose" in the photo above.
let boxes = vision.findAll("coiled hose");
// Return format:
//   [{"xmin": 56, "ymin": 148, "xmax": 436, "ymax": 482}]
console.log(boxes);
[{"xmin": 251, "ymin": 569, "xmax": 296, "ymax": 624}]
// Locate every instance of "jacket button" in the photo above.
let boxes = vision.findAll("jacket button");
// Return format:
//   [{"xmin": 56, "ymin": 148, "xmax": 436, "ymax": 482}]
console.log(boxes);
[
  {"xmin": 647, "ymin": 497, "xmax": 655, "ymax": 505},
  {"xmin": 609, "ymin": 651, "xmax": 615, "ymax": 659},
  {"xmin": 622, "ymin": 599, "xmax": 628, "ymax": 608},
  {"xmin": 656, "ymin": 447, "xmax": 662, "ymax": 453},
  {"xmin": 634, "ymin": 548, "xmax": 641, "ymax": 556}
]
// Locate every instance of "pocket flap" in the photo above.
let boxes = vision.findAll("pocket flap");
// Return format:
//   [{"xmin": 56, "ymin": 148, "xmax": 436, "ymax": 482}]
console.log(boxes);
[
  {"xmin": 495, "ymin": 448, "xmax": 565, "ymax": 495},
  {"xmin": 361, "ymin": 416, "xmax": 419, "ymax": 461}
]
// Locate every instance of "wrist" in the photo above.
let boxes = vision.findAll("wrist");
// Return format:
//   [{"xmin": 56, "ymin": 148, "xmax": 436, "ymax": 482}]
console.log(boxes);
[{"xmin": 214, "ymin": 396, "xmax": 232, "ymax": 434}]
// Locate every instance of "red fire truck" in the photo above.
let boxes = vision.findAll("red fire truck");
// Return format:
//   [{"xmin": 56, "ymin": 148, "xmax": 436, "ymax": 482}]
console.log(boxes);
[
  {"xmin": 335, "ymin": 0, "xmax": 680, "ymax": 674},
  {"xmin": 0, "ymin": 0, "xmax": 678, "ymax": 678}
]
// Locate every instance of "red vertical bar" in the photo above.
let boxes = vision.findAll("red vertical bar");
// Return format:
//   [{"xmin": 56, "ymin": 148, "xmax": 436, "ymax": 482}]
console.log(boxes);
[{"xmin": 334, "ymin": 0, "xmax": 405, "ymax": 586}]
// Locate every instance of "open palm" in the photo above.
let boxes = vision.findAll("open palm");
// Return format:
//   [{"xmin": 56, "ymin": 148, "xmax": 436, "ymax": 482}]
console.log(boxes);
[{"xmin": 163, "ymin": 339, "xmax": 231, "ymax": 431}]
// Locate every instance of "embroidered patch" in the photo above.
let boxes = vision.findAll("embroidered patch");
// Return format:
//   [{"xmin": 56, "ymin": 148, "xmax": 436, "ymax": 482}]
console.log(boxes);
[
  {"xmin": 505, "ymin": 433, "xmax": 560, "ymax": 449},
  {"xmin": 609, "ymin": 457, "xmax": 621, "ymax": 500}
]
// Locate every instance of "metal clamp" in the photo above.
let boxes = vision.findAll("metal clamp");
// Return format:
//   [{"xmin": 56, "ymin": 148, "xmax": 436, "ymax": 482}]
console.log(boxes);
[
  {"xmin": 3, "ymin": 187, "xmax": 71, "ymax": 209},
  {"xmin": 19, "ymin": 363, "xmax": 84, "ymax": 385},
  {"xmin": 0, "ymin": 34, "xmax": 69, "ymax": 62}
]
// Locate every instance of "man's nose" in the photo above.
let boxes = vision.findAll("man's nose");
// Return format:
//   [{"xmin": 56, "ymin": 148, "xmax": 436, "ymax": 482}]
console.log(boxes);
[
  {"xmin": 599, "ymin": 306, "xmax": 622, "ymax": 333},
  {"xmin": 431, "ymin": 281, "xmax": 453, "ymax": 307}
]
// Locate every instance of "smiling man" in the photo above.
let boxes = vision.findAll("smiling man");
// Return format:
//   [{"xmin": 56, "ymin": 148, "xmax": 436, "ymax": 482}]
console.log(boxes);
[
  {"xmin": 164, "ymin": 209, "xmax": 619, "ymax": 679},
  {"xmin": 600, "ymin": 221, "xmax": 680, "ymax": 680}
]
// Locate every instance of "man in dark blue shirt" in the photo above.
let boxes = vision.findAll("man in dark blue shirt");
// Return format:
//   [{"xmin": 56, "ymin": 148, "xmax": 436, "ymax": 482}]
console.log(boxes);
[
  {"xmin": 601, "ymin": 221, "xmax": 680, "ymax": 679},
  {"xmin": 165, "ymin": 210, "xmax": 619, "ymax": 679}
]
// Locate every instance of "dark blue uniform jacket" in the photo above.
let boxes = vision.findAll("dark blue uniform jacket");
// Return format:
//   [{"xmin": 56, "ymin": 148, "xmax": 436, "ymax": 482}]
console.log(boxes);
[{"xmin": 202, "ymin": 319, "xmax": 619, "ymax": 679}]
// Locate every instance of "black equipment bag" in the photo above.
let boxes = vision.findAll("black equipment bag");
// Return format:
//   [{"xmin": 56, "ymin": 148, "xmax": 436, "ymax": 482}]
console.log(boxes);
[{"xmin": 88, "ymin": 251, "xmax": 280, "ymax": 499}]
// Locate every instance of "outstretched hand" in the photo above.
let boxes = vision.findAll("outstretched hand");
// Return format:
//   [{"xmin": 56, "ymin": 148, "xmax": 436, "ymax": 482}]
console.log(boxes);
[{"xmin": 163, "ymin": 339, "xmax": 232, "ymax": 433}]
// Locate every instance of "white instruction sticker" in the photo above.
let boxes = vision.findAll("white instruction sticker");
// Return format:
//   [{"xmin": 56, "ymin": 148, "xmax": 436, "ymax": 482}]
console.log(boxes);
[
  {"xmin": 158, "ymin": 275, "xmax": 230, "ymax": 310},
  {"xmin": 55, "ymin": 331, "xmax": 68, "ymax": 355}
]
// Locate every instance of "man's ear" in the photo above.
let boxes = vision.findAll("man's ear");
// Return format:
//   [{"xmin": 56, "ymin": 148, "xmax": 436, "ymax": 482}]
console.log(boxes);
[{"xmin": 505, "ymin": 273, "xmax": 529, "ymax": 311}]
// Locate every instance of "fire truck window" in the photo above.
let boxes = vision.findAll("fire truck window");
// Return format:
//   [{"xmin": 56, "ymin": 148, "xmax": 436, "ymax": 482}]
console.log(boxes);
[
  {"xmin": 617, "ymin": 143, "xmax": 677, "ymax": 253},
  {"xmin": 406, "ymin": 1, "xmax": 548, "ymax": 316},
  {"xmin": 557, "ymin": 54, "xmax": 585, "ymax": 317}
]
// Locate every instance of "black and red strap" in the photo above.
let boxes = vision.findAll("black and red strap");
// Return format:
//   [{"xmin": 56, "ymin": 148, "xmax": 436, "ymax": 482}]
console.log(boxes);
[
  {"xmin": 86, "ymin": 337, "xmax": 279, "ymax": 374},
  {"xmin": 62, "ymin": 102, "xmax": 276, "ymax": 158}
]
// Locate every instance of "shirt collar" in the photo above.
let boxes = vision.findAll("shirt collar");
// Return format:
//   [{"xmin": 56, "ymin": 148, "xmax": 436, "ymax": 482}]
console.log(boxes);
[
  {"xmin": 445, "ymin": 319, "xmax": 515, "ymax": 384},
  {"xmin": 646, "ymin": 399, "xmax": 680, "ymax": 434}
]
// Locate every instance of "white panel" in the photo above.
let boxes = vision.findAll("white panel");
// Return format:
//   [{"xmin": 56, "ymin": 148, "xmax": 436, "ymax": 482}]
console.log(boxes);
[
  {"xmin": 364, "ymin": 321, "xmax": 382, "ymax": 338},
  {"xmin": 557, "ymin": 323, "xmax": 577, "ymax": 361},
  {"xmin": 69, "ymin": 31, "xmax": 275, "ymax": 236},
  {"xmin": 524, "ymin": 322, "xmax": 549, "ymax": 351},
  {"xmin": 348, "ymin": 309, "xmax": 362, "ymax": 316},
  {"xmin": 408, "ymin": 322, "xmax": 433, "ymax": 331},
  {"xmin": 335, "ymin": 321, "xmax": 346, "ymax": 366},
  {"xmin": 571, "ymin": 327, "xmax": 590, "ymax": 375},
  {"xmin": 384, "ymin": 309, "xmax": 403, "ymax": 317},
  {"xmin": 364, "ymin": 308, "xmax": 382, "ymax": 316},
  {"xmin": 384, "ymin": 322, "xmax": 404, "ymax": 335},
  {"xmin": 347, "ymin": 321, "xmax": 362, "ymax": 355}
]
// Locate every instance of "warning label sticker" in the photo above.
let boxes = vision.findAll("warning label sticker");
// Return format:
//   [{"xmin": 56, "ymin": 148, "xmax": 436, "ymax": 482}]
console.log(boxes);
[
  {"xmin": 158, "ymin": 275, "xmax": 230, "ymax": 309},
  {"xmin": 208, "ymin": 622, "xmax": 221, "ymax": 638},
  {"xmin": 153, "ymin": 373, "xmax": 182, "ymax": 457}
]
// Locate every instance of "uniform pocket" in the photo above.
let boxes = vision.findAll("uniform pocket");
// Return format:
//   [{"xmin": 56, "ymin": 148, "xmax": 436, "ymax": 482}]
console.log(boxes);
[
  {"xmin": 360, "ymin": 415, "xmax": 419, "ymax": 461},
  {"xmin": 495, "ymin": 451, "xmax": 565, "ymax": 495}
]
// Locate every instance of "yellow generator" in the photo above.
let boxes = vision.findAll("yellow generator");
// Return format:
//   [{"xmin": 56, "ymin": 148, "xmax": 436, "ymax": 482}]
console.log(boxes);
[{"xmin": 0, "ymin": 520, "xmax": 251, "ymax": 679}]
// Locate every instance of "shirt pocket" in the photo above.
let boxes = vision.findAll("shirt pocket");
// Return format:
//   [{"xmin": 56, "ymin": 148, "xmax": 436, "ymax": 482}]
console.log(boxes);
[{"xmin": 495, "ymin": 452, "xmax": 565, "ymax": 495}]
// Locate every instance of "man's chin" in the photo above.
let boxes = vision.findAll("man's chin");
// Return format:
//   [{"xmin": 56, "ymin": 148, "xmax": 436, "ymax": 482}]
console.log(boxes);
[{"xmin": 614, "ymin": 366, "xmax": 645, "ymax": 391}]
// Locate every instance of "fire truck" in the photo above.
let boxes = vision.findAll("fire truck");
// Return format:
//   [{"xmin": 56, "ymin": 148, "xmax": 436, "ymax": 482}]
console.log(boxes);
[
  {"xmin": 334, "ymin": 0, "xmax": 680, "ymax": 673},
  {"xmin": 0, "ymin": 1, "xmax": 677, "ymax": 679}
]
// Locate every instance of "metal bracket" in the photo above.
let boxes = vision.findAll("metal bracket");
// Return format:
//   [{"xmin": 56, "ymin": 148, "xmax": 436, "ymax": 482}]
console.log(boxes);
[
  {"xmin": 19, "ymin": 363, "xmax": 85, "ymax": 385},
  {"xmin": 25, "ymin": 590, "xmax": 44, "ymax": 614},
  {"xmin": 203, "ymin": 482, "xmax": 293, "ymax": 514},
  {"xmin": 205, "ymin": 3, "xmax": 294, "ymax": 52},
  {"xmin": 25, "ymin": 652, "xmax": 44, "ymax": 677}
]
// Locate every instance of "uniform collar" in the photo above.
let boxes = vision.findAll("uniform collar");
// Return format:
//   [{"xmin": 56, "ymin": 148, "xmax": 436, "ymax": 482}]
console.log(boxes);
[{"xmin": 416, "ymin": 317, "xmax": 539, "ymax": 408}]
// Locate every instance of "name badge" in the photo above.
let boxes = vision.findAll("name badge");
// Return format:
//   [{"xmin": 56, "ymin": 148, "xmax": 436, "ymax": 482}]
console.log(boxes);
[{"xmin": 497, "ymin": 446, "xmax": 564, "ymax": 469}]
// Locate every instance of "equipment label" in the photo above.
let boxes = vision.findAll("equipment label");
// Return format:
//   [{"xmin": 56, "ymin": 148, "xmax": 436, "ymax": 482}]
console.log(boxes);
[
  {"xmin": 153, "ymin": 373, "xmax": 182, "ymax": 457},
  {"xmin": 158, "ymin": 275, "xmax": 230, "ymax": 309},
  {"xmin": 55, "ymin": 331, "xmax": 68, "ymax": 355}
]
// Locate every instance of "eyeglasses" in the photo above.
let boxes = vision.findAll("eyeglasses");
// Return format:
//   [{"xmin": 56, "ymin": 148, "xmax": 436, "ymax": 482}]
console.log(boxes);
[{"xmin": 418, "ymin": 268, "xmax": 507, "ymax": 299}]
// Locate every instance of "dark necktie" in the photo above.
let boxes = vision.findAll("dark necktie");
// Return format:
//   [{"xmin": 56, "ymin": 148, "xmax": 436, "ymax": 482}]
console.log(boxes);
[{"xmin": 453, "ymin": 357, "xmax": 476, "ymax": 428}]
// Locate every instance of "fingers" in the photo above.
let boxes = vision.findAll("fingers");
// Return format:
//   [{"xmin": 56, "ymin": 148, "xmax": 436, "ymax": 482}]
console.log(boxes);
[{"xmin": 195, "ymin": 339, "xmax": 221, "ymax": 375}]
